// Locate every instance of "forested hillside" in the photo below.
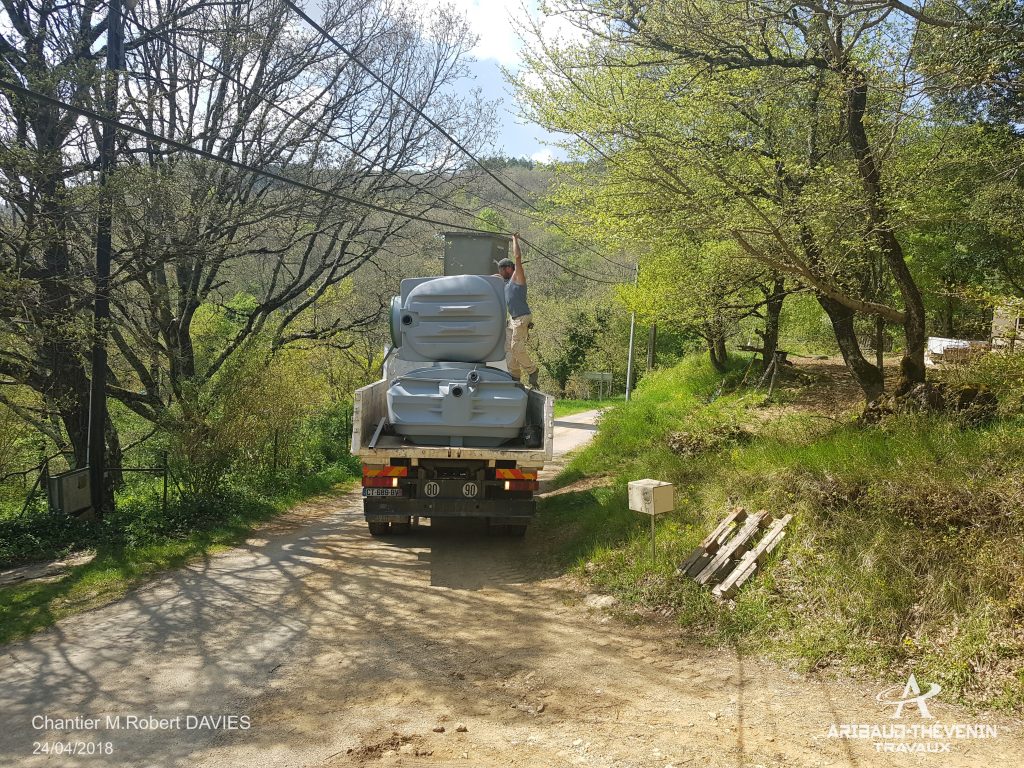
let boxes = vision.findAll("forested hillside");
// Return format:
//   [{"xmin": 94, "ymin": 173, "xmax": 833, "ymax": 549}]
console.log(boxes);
[
  {"xmin": 0, "ymin": 1, "xmax": 637, "ymax": 572},
  {"xmin": 3, "ymin": 0, "xmax": 1024, "ymax": 695}
]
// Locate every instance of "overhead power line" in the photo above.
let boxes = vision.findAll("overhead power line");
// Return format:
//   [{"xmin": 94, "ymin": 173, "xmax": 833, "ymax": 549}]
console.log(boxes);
[
  {"xmin": 123, "ymin": 14, "xmax": 543, "ymax": 244},
  {"xmin": 0, "ymin": 77, "xmax": 499, "ymax": 236},
  {"xmin": 120, "ymin": 13, "xmax": 629, "ymax": 286},
  {"xmin": 1, "ymin": 65, "xmax": 625, "ymax": 285},
  {"xmin": 280, "ymin": 0, "xmax": 634, "ymax": 275}
]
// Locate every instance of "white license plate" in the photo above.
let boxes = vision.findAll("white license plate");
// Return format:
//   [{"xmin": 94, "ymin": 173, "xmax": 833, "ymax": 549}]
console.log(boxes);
[{"xmin": 363, "ymin": 488, "xmax": 403, "ymax": 497}]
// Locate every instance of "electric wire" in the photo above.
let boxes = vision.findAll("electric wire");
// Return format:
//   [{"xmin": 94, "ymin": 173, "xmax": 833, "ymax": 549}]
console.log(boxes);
[
  {"xmin": 280, "ymin": 0, "xmax": 634, "ymax": 275},
  {"xmin": 0, "ymin": 77, "xmax": 501, "ymax": 236},
  {"xmin": 125, "ymin": 15, "xmax": 472, "ymax": 215},
  {"xmin": 119, "ymin": 13, "xmax": 627, "ymax": 285}
]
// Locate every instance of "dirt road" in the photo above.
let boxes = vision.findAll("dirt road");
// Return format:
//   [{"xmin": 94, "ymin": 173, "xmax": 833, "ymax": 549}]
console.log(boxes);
[{"xmin": 1, "ymin": 409, "xmax": 1020, "ymax": 767}]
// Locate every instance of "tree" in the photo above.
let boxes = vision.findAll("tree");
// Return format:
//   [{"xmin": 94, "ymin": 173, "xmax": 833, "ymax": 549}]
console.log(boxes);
[
  {"xmin": 0, "ymin": 0, "xmax": 486, "ymax": 493},
  {"xmin": 515, "ymin": 0, "xmax": 1021, "ymax": 399},
  {"xmin": 0, "ymin": 0, "xmax": 117, "ymax": 472},
  {"xmin": 617, "ymin": 241, "xmax": 788, "ymax": 372}
]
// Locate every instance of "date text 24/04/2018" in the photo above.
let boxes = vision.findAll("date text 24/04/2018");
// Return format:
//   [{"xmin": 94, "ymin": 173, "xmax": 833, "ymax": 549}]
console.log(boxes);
[{"xmin": 34, "ymin": 742, "xmax": 114, "ymax": 756}]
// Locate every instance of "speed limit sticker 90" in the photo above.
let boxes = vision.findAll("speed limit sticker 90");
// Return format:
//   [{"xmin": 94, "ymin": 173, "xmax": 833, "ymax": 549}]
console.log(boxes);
[{"xmin": 462, "ymin": 482, "xmax": 478, "ymax": 498}]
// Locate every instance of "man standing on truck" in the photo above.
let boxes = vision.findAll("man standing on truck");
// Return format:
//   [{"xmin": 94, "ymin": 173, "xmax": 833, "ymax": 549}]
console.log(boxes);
[{"xmin": 497, "ymin": 234, "xmax": 540, "ymax": 388}]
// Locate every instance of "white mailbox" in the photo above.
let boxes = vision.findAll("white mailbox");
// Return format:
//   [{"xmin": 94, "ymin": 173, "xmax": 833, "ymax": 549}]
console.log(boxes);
[{"xmin": 628, "ymin": 478, "xmax": 674, "ymax": 516}]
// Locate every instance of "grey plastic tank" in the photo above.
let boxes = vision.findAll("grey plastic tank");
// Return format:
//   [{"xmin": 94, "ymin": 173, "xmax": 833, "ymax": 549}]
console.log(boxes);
[
  {"xmin": 387, "ymin": 364, "xmax": 528, "ymax": 447},
  {"xmin": 392, "ymin": 274, "xmax": 506, "ymax": 362}
]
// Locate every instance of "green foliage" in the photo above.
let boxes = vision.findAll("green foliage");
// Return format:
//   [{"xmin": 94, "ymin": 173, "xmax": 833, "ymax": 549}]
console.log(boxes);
[
  {"xmin": 776, "ymin": 293, "xmax": 837, "ymax": 354},
  {"xmin": 166, "ymin": 339, "xmax": 334, "ymax": 498},
  {"xmin": 476, "ymin": 207, "xmax": 509, "ymax": 233},
  {"xmin": 940, "ymin": 351, "xmax": 1024, "ymax": 416},
  {"xmin": 537, "ymin": 308, "xmax": 606, "ymax": 395},
  {"xmin": 538, "ymin": 356, "xmax": 1024, "ymax": 709},
  {"xmin": 553, "ymin": 397, "xmax": 624, "ymax": 418}
]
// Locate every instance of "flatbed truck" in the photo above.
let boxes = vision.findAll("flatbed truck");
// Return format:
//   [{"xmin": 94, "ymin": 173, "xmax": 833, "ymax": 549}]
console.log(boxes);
[{"xmin": 350, "ymin": 379, "xmax": 554, "ymax": 536}]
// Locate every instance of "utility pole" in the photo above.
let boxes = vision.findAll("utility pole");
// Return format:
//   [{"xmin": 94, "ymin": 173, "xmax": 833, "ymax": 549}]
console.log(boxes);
[
  {"xmin": 625, "ymin": 262, "xmax": 638, "ymax": 402},
  {"xmin": 88, "ymin": 0, "xmax": 124, "ymax": 516}
]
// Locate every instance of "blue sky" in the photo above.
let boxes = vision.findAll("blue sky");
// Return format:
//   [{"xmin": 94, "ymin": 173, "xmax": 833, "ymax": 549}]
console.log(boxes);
[
  {"xmin": 463, "ymin": 57, "xmax": 566, "ymax": 163},
  {"xmin": 422, "ymin": 0, "xmax": 577, "ymax": 162}
]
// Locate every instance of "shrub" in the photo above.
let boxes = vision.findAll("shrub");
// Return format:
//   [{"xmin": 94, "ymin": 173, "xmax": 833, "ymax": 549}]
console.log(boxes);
[{"xmin": 940, "ymin": 351, "xmax": 1024, "ymax": 416}]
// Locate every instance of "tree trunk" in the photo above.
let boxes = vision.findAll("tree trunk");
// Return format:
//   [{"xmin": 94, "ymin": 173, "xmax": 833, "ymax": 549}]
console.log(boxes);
[
  {"xmin": 761, "ymin": 276, "xmax": 785, "ymax": 371},
  {"xmin": 844, "ymin": 72, "xmax": 926, "ymax": 392},
  {"xmin": 818, "ymin": 295, "xmax": 885, "ymax": 402},
  {"xmin": 37, "ymin": 173, "xmax": 94, "ymax": 472},
  {"xmin": 874, "ymin": 315, "xmax": 885, "ymax": 373},
  {"xmin": 708, "ymin": 336, "xmax": 728, "ymax": 372}
]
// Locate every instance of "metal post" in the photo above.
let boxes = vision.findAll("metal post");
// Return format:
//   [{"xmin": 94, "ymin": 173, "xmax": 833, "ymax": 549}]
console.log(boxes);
[
  {"xmin": 625, "ymin": 263, "xmax": 639, "ymax": 402},
  {"xmin": 88, "ymin": 0, "xmax": 124, "ymax": 516},
  {"xmin": 625, "ymin": 313, "xmax": 636, "ymax": 402}
]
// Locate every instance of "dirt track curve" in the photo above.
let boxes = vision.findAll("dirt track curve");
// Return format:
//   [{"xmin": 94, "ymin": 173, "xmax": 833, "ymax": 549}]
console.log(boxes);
[{"xmin": 1, "ymin": 410, "xmax": 1020, "ymax": 767}]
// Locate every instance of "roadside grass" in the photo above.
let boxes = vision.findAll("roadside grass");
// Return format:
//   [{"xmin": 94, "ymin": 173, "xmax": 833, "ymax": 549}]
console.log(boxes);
[
  {"xmin": 553, "ymin": 396, "xmax": 624, "ymax": 418},
  {"xmin": 536, "ymin": 355, "xmax": 1024, "ymax": 711},
  {"xmin": 0, "ymin": 465, "xmax": 355, "ymax": 645}
]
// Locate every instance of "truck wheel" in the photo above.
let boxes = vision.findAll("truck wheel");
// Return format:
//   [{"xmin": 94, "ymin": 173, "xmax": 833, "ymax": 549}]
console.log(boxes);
[
  {"xmin": 367, "ymin": 521, "xmax": 390, "ymax": 536},
  {"xmin": 391, "ymin": 519, "xmax": 412, "ymax": 535}
]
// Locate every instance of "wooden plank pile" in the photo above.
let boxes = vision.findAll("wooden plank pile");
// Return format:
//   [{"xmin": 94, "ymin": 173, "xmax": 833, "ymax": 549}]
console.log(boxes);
[{"xmin": 677, "ymin": 506, "xmax": 792, "ymax": 599}]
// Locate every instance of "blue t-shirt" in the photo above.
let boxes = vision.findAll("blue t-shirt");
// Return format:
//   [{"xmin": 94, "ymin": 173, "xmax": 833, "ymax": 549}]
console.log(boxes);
[{"xmin": 505, "ymin": 279, "xmax": 531, "ymax": 318}]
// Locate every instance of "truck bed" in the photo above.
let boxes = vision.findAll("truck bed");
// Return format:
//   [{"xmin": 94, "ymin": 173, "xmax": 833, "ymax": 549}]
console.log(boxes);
[{"xmin": 351, "ymin": 379, "xmax": 554, "ymax": 464}]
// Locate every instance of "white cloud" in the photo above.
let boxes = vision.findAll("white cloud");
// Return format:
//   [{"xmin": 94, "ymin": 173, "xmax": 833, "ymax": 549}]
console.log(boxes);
[
  {"xmin": 419, "ymin": 0, "xmax": 588, "ymax": 67},
  {"xmin": 530, "ymin": 149, "xmax": 556, "ymax": 165},
  {"xmin": 419, "ymin": 0, "xmax": 522, "ymax": 66}
]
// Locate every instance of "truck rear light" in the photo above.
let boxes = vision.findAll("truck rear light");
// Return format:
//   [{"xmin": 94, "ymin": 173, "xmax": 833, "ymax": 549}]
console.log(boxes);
[
  {"xmin": 363, "ymin": 477, "xmax": 400, "ymax": 488},
  {"xmin": 495, "ymin": 468, "xmax": 537, "ymax": 480},
  {"xmin": 362, "ymin": 465, "xmax": 409, "ymax": 478},
  {"xmin": 504, "ymin": 480, "xmax": 538, "ymax": 492}
]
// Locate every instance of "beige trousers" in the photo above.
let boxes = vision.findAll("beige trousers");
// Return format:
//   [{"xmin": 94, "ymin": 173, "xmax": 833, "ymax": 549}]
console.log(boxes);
[{"xmin": 505, "ymin": 314, "xmax": 537, "ymax": 380}]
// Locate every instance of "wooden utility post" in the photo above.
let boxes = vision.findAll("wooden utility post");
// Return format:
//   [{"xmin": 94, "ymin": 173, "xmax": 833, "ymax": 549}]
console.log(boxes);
[
  {"xmin": 625, "ymin": 262, "xmax": 638, "ymax": 401},
  {"xmin": 88, "ymin": 0, "xmax": 124, "ymax": 516}
]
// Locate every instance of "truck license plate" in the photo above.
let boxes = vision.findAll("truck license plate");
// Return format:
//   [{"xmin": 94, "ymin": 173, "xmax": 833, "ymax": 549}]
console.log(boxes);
[{"xmin": 363, "ymin": 488, "xmax": 403, "ymax": 497}]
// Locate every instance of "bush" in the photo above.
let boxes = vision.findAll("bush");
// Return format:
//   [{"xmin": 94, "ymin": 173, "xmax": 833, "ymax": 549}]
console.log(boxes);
[{"xmin": 941, "ymin": 351, "xmax": 1024, "ymax": 416}]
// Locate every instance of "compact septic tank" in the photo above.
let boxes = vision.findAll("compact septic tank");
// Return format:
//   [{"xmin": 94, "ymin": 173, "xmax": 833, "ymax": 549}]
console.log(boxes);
[{"xmin": 385, "ymin": 239, "xmax": 528, "ymax": 448}]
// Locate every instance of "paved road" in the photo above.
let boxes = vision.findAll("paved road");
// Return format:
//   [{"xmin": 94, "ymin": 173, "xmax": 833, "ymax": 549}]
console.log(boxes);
[
  {"xmin": 550, "ymin": 409, "xmax": 602, "ymax": 456},
  {"xmin": 2, "ymin": 407, "xmax": 1021, "ymax": 768}
]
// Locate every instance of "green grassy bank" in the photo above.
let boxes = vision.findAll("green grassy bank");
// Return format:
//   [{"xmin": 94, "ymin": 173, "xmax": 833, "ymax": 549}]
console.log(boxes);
[{"xmin": 536, "ymin": 356, "xmax": 1024, "ymax": 711}]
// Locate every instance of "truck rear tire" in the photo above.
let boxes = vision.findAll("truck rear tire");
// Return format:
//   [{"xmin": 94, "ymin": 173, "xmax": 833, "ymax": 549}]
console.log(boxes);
[{"xmin": 367, "ymin": 521, "xmax": 390, "ymax": 536}]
